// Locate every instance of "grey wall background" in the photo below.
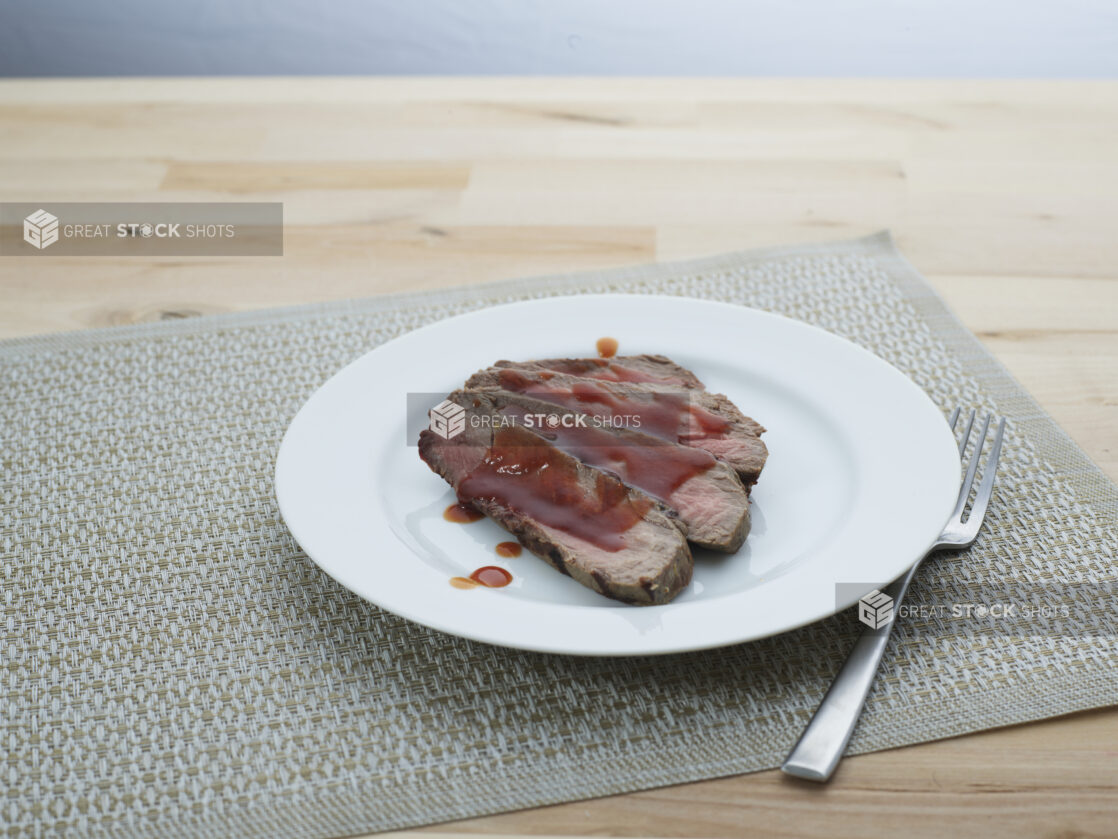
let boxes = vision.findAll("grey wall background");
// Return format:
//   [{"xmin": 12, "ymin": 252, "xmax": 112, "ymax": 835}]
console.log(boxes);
[{"xmin": 2, "ymin": 0, "xmax": 1117, "ymax": 77}]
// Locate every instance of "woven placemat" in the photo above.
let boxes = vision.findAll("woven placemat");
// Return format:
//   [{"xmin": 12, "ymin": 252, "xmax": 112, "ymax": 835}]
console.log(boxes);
[{"xmin": 3, "ymin": 232, "xmax": 1117, "ymax": 838}]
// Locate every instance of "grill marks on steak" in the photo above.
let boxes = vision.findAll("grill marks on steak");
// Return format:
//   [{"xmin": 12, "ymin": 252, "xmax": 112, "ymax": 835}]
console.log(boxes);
[
  {"xmin": 471, "ymin": 389, "xmax": 751, "ymax": 552},
  {"xmin": 418, "ymin": 395, "xmax": 692, "ymax": 605},
  {"xmin": 466, "ymin": 366, "xmax": 768, "ymax": 489}
]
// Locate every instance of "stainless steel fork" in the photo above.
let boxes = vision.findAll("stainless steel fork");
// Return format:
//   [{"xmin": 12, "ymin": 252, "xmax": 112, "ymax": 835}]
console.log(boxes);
[{"xmin": 781, "ymin": 408, "xmax": 1007, "ymax": 782}]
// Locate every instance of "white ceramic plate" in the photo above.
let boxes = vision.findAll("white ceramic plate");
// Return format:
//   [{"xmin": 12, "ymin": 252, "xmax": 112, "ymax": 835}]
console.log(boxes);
[{"xmin": 275, "ymin": 295, "xmax": 959, "ymax": 656}]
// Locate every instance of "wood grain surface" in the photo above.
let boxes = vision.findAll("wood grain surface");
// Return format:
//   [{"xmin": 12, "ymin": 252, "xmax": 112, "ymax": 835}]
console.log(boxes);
[{"xmin": 1, "ymin": 78, "xmax": 1115, "ymax": 838}]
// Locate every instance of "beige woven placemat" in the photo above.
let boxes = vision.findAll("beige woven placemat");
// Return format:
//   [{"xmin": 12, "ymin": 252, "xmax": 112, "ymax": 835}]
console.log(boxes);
[{"xmin": 3, "ymin": 232, "xmax": 1117, "ymax": 838}]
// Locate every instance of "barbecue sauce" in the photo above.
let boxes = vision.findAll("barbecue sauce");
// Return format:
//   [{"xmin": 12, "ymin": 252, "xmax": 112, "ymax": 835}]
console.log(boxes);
[
  {"xmin": 591, "ymin": 364, "xmax": 677, "ymax": 385},
  {"xmin": 449, "ymin": 565, "xmax": 514, "ymax": 589},
  {"xmin": 499, "ymin": 403, "xmax": 715, "ymax": 502},
  {"xmin": 596, "ymin": 336, "xmax": 619, "ymax": 358},
  {"xmin": 471, "ymin": 565, "xmax": 513, "ymax": 586},
  {"xmin": 443, "ymin": 502, "xmax": 484, "ymax": 523},
  {"xmin": 496, "ymin": 369, "xmax": 731, "ymax": 443},
  {"xmin": 495, "ymin": 541, "xmax": 523, "ymax": 558},
  {"xmin": 456, "ymin": 426, "xmax": 651, "ymax": 551},
  {"xmin": 540, "ymin": 357, "xmax": 685, "ymax": 386}
]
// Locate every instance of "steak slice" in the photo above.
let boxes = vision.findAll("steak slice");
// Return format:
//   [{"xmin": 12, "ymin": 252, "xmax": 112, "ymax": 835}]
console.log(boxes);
[
  {"xmin": 496, "ymin": 354, "xmax": 706, "ymax": 389},
  {"xmin": 418, "ymin": 393, "xmax": 692, "ymax": 605},
  {"xmin": 469, "ymin": 389, "xmax": 751, "ymax": 552},
  {"xmin": 465, "ymin": 366, "xmax": 768, "ymax": 489}
]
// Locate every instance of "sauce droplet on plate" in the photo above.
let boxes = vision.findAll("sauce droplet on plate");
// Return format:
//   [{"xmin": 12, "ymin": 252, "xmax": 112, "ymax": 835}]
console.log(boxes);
[
  {"xmin": 596, "ymin": 336, "xmax": 619, "ymax": 358},
  {"xmin": 449, "ymin": 566, "xmax": 514, "ymax": 589},
  {"xmin": 495, "ymin": 541, "xmax": 522, "ymax": 558},
  {"xmin": 470, "ymin": 565, "xmax": 513, "ymax": 587},
  {"xmin": 444, "ymin": 502, "xmax": 484, "ymax": 523}
]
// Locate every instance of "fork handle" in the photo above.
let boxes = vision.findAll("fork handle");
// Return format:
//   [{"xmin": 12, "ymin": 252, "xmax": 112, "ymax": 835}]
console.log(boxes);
[{"xmin": 780, "ymin": 561, "xmax": 922, "ymax": 782}]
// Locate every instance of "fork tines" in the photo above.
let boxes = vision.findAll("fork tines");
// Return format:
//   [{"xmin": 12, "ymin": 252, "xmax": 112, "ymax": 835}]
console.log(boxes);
[{"xmin": 944, "ymin": 408, "xmax": 1007, "ymax": 546}]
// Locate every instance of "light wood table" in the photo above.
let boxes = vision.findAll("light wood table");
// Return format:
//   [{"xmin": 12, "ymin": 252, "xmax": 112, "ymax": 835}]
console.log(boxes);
[{"xmin": 2, "ymin": 78, "xmax": 1116, "ymax": 839}]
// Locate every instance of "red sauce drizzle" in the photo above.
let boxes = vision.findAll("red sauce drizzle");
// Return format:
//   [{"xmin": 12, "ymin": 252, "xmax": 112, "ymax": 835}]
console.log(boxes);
[
  {"xmin": 596, "ymin": 337, "xmax": 619, "ymax": 358},
  {"xmin": 499, "ymin": 404, "xmax": 714, "ymax": 502},
  {"xmin": 496, "ymin": 369, "xmax": 731, "ymax": 445},
  {"xmin": 456, "ymin": 426, "xmax": 651, "ymax": 552},
  {"xmin": 540, "ymin": 357, "xmax": 681, "ymax": 385},
  {"xmin": 594, "ymin": 365, "xmax": 674, "ymax": 385},
  {"xmin": 443, "ymin": 502, "xmax": 484, "ymax": 523},
  {"xmin": 495, "ymin": 541, "xmax": 523, "ymax": 558}
]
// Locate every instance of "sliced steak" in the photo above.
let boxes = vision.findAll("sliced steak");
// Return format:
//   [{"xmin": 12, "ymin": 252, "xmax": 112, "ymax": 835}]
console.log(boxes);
[
  {"xmin": 465, "ymin": 366, "xmax": 768, "ymax": 489},
  {"xmin": 468, "ymin": 389, "xmax": 751, "ymax": 552},
  {"xmin": 496, "ymin": 354, "xmax": 706, "ymax": 389},
  {"xmin": 419, "ymin": 392, "xmax": 692, "ymax": 605}
]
